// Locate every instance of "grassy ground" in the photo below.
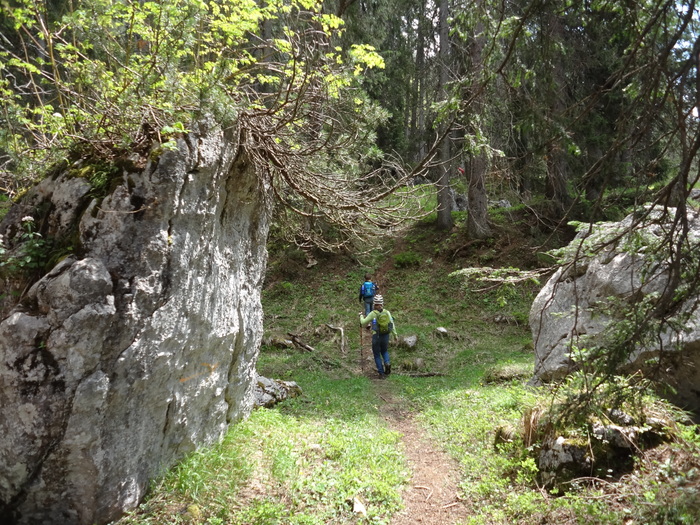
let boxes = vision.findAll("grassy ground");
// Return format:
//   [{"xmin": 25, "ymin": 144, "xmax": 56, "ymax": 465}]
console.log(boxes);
[{"xmin": 116, "ymin": 208, "xmax": 700, "ymax": 525}]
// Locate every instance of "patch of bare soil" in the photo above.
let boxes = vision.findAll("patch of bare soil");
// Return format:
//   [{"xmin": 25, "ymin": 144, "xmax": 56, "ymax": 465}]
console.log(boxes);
[
  {"xmin": 360, "ymin": 329, "xmax": 469, "ymax": 525},
  {"xmin": 371, "ymin": 376, "xmax": 470, "ymax": 525}
]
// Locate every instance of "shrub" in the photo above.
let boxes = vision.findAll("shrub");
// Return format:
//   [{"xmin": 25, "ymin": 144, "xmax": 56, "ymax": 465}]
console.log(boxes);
[{"xmin": 393, "ymin": 251, "xmax": 421, "ymax": 268}]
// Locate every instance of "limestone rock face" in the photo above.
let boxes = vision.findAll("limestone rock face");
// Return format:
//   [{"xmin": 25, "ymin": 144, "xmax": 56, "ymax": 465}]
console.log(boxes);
[
  {"xmin": 530, "ymin": 207, "xmax": 700, "ymax": 413},
  {"xmin": 536, "ymin": 411, "xmax": 668, "ymax": 488},
  {"xmin": 0, "ymin": 120, "xmax": 270, "ymax": 524},
  {"xmin": 537, "ymin": 435, "xmax": 591, "ymax": 487}
]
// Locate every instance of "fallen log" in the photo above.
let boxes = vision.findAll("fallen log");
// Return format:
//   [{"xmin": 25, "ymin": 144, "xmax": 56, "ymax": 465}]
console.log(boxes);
[{"xmin": 288, "ymin": 332, "xmax": 315, "ymax": 352}]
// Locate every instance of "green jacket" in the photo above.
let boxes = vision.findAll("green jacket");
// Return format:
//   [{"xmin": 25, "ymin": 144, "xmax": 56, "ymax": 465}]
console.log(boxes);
[{"xmin": 359, "ymin": 309, "xmax": 397, "ymax": 336}]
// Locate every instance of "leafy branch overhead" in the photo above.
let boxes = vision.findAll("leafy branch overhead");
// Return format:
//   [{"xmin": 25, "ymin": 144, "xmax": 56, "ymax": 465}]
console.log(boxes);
[
  {"xmin": 450, "ymin": 266, "xmax": 547, "ymax": 291},
  {"xmin": 1, "ymin": 0, "xmax": 433, "ymax": 251}
]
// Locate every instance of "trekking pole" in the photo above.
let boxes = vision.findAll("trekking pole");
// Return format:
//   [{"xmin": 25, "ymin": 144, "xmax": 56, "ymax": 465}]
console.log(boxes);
[{"xmin": 359, "ymin": 314, "xmax": 364, "ymax": 374}]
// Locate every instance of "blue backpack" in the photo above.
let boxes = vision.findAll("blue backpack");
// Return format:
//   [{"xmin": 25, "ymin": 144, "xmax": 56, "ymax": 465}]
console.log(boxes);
[{"xmin": 361, "ymin": 281, "xmax": 376, "ymax": 299}]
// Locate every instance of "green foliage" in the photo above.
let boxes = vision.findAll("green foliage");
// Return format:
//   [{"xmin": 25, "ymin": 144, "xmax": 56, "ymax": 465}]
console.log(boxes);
[
  {"xmin": 546, "ymin": 217, "xmax": 641, "ymax": 266},
  {"xmin": 0, "ymin": 0, "xmax": 389, "ymax": 196},
  {"xmin": 1, "ymin": 0, "xmax": 423, "ymax": 256},
  {"xmin": 0, "ymin": 194, "xmax": 10, "ymax": 222},
  {"xmin": 0, "ymin": 215, "xmax": 47, "ymax": 277},
  {"xmin": 488, "ymin": 203, "xmax": 526, "ymax": 225},
  {"xmin": 629, "ymin": 452, "xmax": 700, "ymax": 524},
  {"xmin": 393, "ymin": 251, "xmax": 421, "ymax": 268},
  {"xmin": 542, "ymin": 371, "xmax": 655, "ymax": 431},
  {"xmin": 445, "ymin": 0, "xmax": 695, "ymax": 225},
  {"xmin": 230, "ymin": 499, "xmax": 290, "ymax": 525},
  {"xmin": 70, "ymin": 160, "xmax": 122, "ymax": 199}
]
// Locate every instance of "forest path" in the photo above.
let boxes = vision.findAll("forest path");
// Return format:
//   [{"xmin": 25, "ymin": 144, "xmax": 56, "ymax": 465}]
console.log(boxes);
[
  {"xmin": 372, "ymin": 375, "xmax": 470, "ymax": 525},
  {"xmin": 358, "ymin": 335, "xmax": 470, "ymax": 524}
]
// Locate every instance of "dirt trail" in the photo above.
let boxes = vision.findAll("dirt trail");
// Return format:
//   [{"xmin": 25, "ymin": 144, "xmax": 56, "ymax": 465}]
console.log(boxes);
[{"xmin": 359, "ymin": 338, "xmax": 470, "ymax": 524}]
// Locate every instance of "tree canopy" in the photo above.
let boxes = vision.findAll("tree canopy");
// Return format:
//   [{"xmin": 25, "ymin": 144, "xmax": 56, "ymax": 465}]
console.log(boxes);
[
  {"xmin": 1, "ymin": 0, "xmax": 434, "ymax": 252},
  {"xmin": 1, "ymin": 0, "xmax": 699, "ymax": 245}
]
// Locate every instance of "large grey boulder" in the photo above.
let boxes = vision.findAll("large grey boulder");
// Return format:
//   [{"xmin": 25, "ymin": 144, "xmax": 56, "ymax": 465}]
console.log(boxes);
[
  {"xmin": 529, "ymin": 206, "xmax": 700, "ymax": 413},
  {"xmin": 0, "ymin": 119, "xmax": 271, "ymax": 524}
]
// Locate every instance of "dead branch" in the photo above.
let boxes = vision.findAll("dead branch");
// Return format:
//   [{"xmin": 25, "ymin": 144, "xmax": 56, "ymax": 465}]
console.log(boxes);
[
  {"xmin": 325, "ymin": 323, "xmax": 347, "ymax": 356},
  {"xmin": 398, "ymin": 372, "xmax": 446, "ymax": 377},
  {"xmin": 287, "ymin": 332, "xmax": 315, "ymax": 352}
]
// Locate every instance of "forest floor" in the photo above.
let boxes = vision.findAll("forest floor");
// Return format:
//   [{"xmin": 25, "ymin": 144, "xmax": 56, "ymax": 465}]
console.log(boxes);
[
  {"xmin": 362, "ymin": 236, "xmax": 472, "ymax": 524},
  {"xmin": 364, "ymin": 233, "xmax": 469, "ymax": 522},
  {"xmin": 116, "ymin": 204, "xmax": 700, "ymax": 524},
  {"xmin": 365, "ymin": 366, "xmax": 471, "ymax": 524}
]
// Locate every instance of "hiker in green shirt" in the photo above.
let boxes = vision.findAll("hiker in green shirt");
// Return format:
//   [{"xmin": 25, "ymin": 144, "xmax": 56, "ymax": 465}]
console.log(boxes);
[{"xmin": 359, "ymin": 294, "xmax": 397, "ymax": 379}]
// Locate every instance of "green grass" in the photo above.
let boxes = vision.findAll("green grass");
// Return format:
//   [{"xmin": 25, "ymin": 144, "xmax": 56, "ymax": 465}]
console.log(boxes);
[
  {"xmin": 116, "ymin": 221, "xmax": 700, "ymax": 525},
  {"xmin": 118, "ymin": 374, "xmax": 409, "ymax": 524}
]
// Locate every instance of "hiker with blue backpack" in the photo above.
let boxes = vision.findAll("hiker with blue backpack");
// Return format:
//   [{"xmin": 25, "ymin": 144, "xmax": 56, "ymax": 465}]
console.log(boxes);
[
  {"xmin": 359, "ymin": 294, "xmax": 397, "ymax": 379},
  {"xmin": 358, "ymin": 274, "xmax": 378, "ymax": 316}
]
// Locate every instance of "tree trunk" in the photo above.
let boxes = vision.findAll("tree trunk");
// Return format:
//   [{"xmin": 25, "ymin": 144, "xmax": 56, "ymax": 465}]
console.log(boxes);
[
  {"xmin": 544, "ymin": 10, "xmax": 571, "ymax": 216},
  {"xmin": 436, "ymin": 0, "xmax": 453, "ymax": 230},
  {"xmin": 545, "ymin": 141, "xmax": 571, "ymax": 215},
  {"xmin": 413, "ymin": 4, "xmax": 427, "ymax": 162},
  {"xmin": 466, "ymin": 151, "xmax": 492, "ymax": 239},
  {"xmin": 464, "ymin": 5, "xmax": 491, "ymax": 239}
]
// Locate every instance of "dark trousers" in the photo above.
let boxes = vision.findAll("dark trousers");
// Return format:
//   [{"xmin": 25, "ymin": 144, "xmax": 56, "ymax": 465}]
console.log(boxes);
[{"xmin": 372, "ymin": 332, "xmax": 390, "ymax": 374}]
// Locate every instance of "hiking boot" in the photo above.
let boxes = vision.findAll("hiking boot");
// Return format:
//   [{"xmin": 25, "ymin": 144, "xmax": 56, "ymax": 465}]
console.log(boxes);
[
  {"xmin": 384, "ymin": 364, "xmax": 391, "ymax": 376},
  {"xmin": 378, "ymin": 372, "xmax": 386, "ymax": 380}
]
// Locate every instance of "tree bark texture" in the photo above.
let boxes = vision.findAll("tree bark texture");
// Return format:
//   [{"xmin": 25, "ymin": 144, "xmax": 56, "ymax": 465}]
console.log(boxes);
[
  {"xmin": 436, "ymin": 0, "xmax": 454, "ymax": 231},
  {"xmin": 466, "ymin": 150, "xmax": 492, "ymax": 239}
]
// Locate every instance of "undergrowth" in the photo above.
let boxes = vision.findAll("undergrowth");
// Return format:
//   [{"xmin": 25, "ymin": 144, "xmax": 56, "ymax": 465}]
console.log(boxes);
[{"xmin": 115, "ymin": 208, "xmax": 700, "ymax": 525}]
